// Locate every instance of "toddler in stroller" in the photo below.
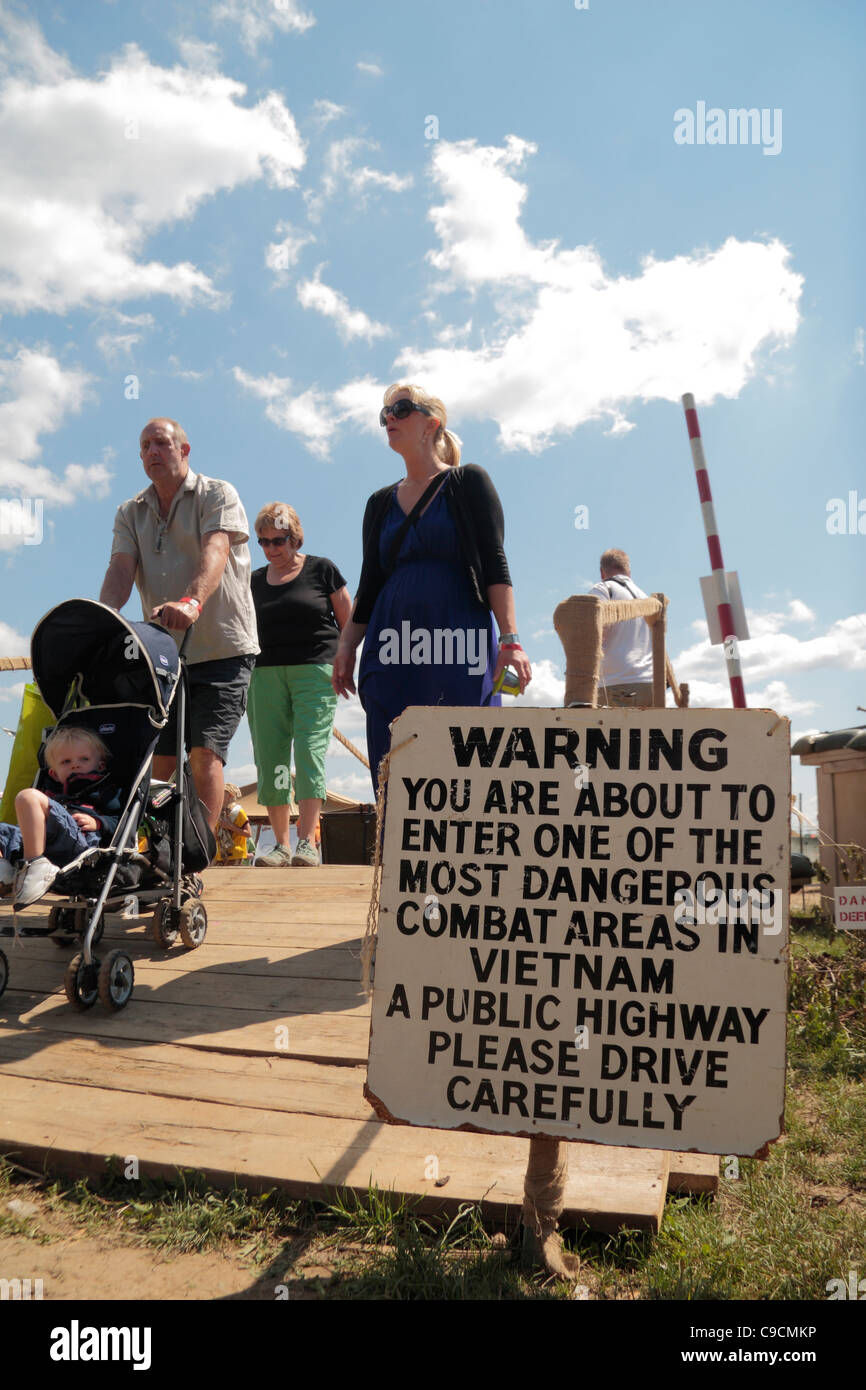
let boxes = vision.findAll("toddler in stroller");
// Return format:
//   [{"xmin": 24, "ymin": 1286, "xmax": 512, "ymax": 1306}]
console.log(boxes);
[
  {"xmin": 0, "ymin": 725, "xmax": 123, "ymax": 908},
  {"xmin": 0, "ymin": 598, "xmax": 216, "ymax": 1011}
]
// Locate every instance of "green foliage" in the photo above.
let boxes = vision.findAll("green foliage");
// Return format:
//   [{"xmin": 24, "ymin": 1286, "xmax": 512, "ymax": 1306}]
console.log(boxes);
[{"xmin": 788, "ymin": 931, "xmax": 866, "ymax": 1078}]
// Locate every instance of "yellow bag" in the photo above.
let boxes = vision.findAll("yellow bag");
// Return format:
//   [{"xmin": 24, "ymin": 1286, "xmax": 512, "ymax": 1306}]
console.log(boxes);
[{"xmin": 0, "ymin": 683, "xmax": 56, "ymax": 825}]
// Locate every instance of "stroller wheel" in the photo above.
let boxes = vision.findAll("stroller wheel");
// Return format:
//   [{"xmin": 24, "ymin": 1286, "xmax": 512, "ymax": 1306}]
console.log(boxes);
[
  {"xmin": 64, "ymin": 952, "xmax": 100, "ymax": 1011},
  {"xmin": 179, "ymin": 900, "xmax": 208, "ymax": 950},
  {"xmin": 0, "ymin": 946, "xmax": 8, "ymax": 998},
  {"xmin": 151, "ymin": 900, "xmax": 179, "ymax": 949},
  {"xmin": 98, "ymin": 950, "xmax": 134, "ymax": 1011}
]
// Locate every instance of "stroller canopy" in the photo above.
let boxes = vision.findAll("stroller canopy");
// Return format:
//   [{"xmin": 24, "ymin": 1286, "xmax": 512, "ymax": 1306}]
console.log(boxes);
[{"xmin": 31, "ymin": 599, "xmax": 180, "ymax": 721}]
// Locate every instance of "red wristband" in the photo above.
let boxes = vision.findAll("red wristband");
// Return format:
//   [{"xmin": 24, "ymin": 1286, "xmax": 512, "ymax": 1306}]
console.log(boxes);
[
  {"xmin": 179, "ymin": 596, "xmax": 202, "ymax": 611},
  {"xmin": 500, "ymin": 642, "xmax": 523, "ymax": 651}
]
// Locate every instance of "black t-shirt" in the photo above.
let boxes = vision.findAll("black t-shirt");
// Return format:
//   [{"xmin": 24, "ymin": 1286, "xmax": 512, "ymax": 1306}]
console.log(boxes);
[{"xmin": 251, "ymin": 555, "xmax": 346, "ymax": 667}]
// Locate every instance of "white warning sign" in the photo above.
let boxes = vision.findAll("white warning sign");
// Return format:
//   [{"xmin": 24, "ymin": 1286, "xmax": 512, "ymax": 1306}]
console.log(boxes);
[{"xmin": 365, "ymin": 707, "xmax": 789, "ymax": 1157}]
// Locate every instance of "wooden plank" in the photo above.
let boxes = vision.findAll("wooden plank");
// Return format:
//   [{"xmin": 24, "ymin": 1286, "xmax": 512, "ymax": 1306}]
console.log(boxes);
[
  {"xmin": 0, "ymin": 1073, "xmax": 669, "ymax": 1230},
  {"xmin": 6, "ymin": 937, "xmax": 366, "ymax": 982},
  {"xmin": 2, "ymin": 901, "xmax": 369, "ymax": 930},
  {"xmin": 0, "ymin": 990, "xmax": 370, "ymax": 1063},
  {"xmin": 668, "ymin": 1152, "xmax": 719, "ymax": 1194},
  {"xmin": 2, "ymin": 955, "xmax": 368, "ymax": 1015},
  {"xmin": 0, "ymin": 1032, "xmax": 372, "ymax": 1121}
]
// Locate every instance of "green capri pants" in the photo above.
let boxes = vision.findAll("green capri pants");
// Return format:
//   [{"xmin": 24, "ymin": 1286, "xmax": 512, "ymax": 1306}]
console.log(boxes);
[{"xmin": 247, "ymin": 663, "xmax": 336, "ymax": 805}]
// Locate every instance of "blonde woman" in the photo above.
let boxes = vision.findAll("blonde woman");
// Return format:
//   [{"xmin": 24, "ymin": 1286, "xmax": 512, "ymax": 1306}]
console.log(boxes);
[
  {"xmin": 249, "ymin": 504, "xmax": 352, "ymax": 866},
  {"xmin": 332, "ymin": 384, "xmax": 531, "ymax": 791}
]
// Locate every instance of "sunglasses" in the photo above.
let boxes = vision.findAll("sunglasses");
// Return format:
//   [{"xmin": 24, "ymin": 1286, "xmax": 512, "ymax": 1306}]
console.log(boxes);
[
  {"xmin": 379, "ymin": 400, "xmax": 432, "ymax": 427},
  {"xmin": 258, "ymin": 535, "xmax": 290, "ymax": 548}
]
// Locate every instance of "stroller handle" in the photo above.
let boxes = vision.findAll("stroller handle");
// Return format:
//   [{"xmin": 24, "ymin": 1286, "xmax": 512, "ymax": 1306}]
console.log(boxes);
[{"xmin": 150, "ymin": 609, "xmax": 194, "ymax": 661}]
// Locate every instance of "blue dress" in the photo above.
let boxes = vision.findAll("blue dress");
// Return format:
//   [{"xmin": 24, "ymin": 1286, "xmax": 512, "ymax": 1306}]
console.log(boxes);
[{"xmin": 359, "ymin": 477, "xmax": 500, "ymax": 789}]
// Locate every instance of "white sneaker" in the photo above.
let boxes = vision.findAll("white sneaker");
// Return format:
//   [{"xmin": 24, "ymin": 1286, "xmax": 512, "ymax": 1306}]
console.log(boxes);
[
  {"xmin": 256, "ymin": 844, "xmax": 293, "ymax": 867},
  {"xmin": 291, "ymin": 838, "xmax": 320, "ymax": 868},
  {"xmin": 13, "ymin": 856, "xmax": 59, "ymax": 909}
]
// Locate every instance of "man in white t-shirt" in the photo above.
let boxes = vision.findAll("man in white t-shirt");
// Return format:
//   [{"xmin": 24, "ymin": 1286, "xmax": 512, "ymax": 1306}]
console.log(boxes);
[{"xmin": 587, "ymin": 548, "xmax": 654, "ymax": 707}]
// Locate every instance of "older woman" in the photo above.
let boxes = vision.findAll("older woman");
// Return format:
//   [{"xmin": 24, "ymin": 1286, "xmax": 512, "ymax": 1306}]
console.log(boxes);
[
  {"xmin": 332, "ymin": 384, "xmax": 531, "ymax": 792},
  {"xmin": 249, "ymin": 503, "xmax": 352, "ymax": 866}
]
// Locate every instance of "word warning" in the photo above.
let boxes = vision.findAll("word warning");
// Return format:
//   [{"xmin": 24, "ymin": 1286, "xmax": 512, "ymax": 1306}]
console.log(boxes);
[{"xmin": 365, "ymin": 708, "xmax": 790, "ymax": 1156}]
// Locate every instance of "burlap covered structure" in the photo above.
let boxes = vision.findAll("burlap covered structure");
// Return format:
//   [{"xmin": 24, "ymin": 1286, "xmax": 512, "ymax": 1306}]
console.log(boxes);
[{"xmin": 553, "ymin": 593, "xmax": 664, "ymax": 707}]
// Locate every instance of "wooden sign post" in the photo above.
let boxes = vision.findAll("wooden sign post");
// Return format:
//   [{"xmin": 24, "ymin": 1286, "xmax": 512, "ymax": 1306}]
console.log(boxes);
[{"xmin": 366, "ymin": 708, "xmax": 789, "ymax": 1166}]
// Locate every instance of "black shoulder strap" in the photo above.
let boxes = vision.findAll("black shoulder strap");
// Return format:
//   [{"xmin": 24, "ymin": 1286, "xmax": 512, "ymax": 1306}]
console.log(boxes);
[
  {"xmin": 385, "ymin": 473, "xmax": 449, "ymax": 574},
  {"xmin": 606, "ymin": 575, "xmax": 637, "ymax": 599}
]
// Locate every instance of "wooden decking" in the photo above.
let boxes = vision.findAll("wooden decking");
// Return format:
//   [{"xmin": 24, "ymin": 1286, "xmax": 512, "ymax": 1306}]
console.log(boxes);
[{"xmin": 0, "ymin": 867, "xmax": 715, "ymax": 1233}]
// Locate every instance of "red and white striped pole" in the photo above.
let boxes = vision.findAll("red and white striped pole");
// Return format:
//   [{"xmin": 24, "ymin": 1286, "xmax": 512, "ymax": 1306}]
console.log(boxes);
[{"xmin": 682, "ymin": 393, "xmax": 747, "ymax": 708}]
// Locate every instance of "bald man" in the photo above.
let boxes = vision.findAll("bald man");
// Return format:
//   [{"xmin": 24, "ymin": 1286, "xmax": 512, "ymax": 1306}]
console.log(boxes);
[{"xmin": 99, "ymin": 418, "xmax": 258, "ymax": 831}]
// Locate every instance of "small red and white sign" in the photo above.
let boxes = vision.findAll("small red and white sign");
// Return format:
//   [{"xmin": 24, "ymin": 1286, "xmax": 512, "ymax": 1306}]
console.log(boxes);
[{"xmin": 834, "ymin": 885, "xmax": 866, "ymax": 929}]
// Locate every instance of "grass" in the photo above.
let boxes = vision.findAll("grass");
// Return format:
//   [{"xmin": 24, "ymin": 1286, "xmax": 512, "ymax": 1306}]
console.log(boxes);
[{"xmin": 2, "ymin": 916, "xmax": 864, "ymax": 1299}]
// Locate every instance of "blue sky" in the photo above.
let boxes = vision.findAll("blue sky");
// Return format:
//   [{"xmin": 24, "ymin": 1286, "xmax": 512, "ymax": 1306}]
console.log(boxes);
[{"xmin": 0, "ymin": 0, "xmax": 863, "ymax": 825}]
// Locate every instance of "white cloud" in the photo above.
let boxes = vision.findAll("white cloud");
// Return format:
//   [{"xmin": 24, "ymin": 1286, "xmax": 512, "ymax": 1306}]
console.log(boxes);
[
  {"xmin": 508, "ymin": 658, "xmax": 566, "ymax": 707},
  {"xmin": 265, "ymin": 221, "xmax": 314, "ymax": 282},
  {"xmin": 231, "ymin": 369, "xmax": 336, "ymax": 459},
  {"xmin": 855, "ymin": 327, "xmax": 864, "ymax": 367},
  {"xmin": 0, "ymin": 9, "xmax": 72, "ymax": 83},
  {"xmin": 0, "ymin": 348, "xmax": 111, "ymax": 513},
  {"xmin": 305, "ymin": 137, "xmax": 412, "ymax": 220},
  {"xmin": 674, "ymin": 610, "xmax": 866, "ymax": 689},
  {"xmin": 679, "ymin": 677, "xmax": 817, "ymax": 717},
  {"xmin": 330, "ymin": 692, "xmax": 367, "ymax": 738},
  {"xmin": 96, "ymin": 332, "xmax": 143, "ymax": 364},
  {"xmin": 0, "ymin": 617, "xmax": 27, "ymax": 654},
  {"xmin": 392, "ymin": 136, "xmax": 803, "ymax": 451},
  {"xmin": 356, "ymin": 61, "xmax": 383, "ymax": 77},
  {"xmin": 166, "ymin": 355, "xmax": 207, "ymax": 381},
  {"xmin": 787, "ymin": 599, "xmax": 815, "ymax": 624},
  {"xmin": 232, "ymin": 368, "xmax": 382, "ymax": 458},
  {"xmin": 297, "ymin": 267, "xmax": 389, "ymax": 342},
  {"xmin": 325, "ymin": 770, "xmax": 373, "ymax": 799},
  {"xmin": 0, "ymin": 25, "xmax": 305, "ymax": 314},
  {"xmin": 213, "ymin": 0, "xmax": 315, "ymax": 54},
  {"xmin": 252, "ymin": 134, "xmax": 802, "ymax": 458},
  {"xmin": 0, "ymin": 678, "xmax": 26, "ymax": 702},
  {"xmin": 310, "ymin": 98, "xmax": 346, "ymax": 129},
  {"xmin": 175, "ymin": 37, "xmax": 222, "ymax": 73}
]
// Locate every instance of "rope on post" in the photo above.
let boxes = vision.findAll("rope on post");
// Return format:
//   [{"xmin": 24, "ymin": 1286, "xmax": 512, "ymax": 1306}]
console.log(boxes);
[
  {"xmin": 331, "ymin": 726, "xmax": 370, "ymax": 769},
  {"xmin": 522, "ymin": 1137, "xmax": 582, "ymax": 1279}
]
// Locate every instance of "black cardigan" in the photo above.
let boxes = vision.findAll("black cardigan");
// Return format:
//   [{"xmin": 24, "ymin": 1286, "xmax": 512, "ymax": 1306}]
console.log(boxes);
[{"xmin": 352, "ymin": 464, "xmax": 512, "ymax": 625}]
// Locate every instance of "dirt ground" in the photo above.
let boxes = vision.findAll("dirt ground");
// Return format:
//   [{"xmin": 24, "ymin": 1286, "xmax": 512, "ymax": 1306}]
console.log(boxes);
[{"xmin": 0, "ymin": 1187, "xmax": 334, "ymax": 1300}]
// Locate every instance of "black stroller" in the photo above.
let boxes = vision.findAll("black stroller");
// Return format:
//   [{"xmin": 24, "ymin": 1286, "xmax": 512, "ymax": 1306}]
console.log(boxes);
[{"xmin": 0, "ymin": 599, "xmax": 215, "ymax": 1011}]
